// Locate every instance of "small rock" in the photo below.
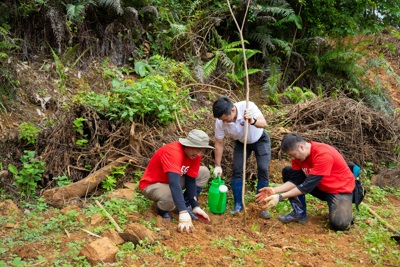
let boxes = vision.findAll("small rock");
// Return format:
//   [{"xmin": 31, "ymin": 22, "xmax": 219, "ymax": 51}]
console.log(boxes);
[
  {"xmin": 159, "ymin": 229, "xmax": 171, "ymax": 240},
  {"xmin": 77, "ymin": 214, "xmax": 88, "ymax": 224},
  {"xmin": 91, "ymin": 213, "xmax": 104, "ymax": 225},
  {"xmin": 104, "ymin": 229, "xmax": 125, "ymax": 245},
  {"xmin": 0, "ymin": 199, "xmax": 21, "ymax": 216},
  {"xmin": 366, "ymin": 217, "xmax": 374, "ymax": 225},
  {"xmin": 80, "ymin": 237, "xmax": 119, "ymax": 264},
  {"xmin": 106, "ymin": 189, "xmax": 135, "ymax": 200},
  {"xmin": 125, "ymin": 223, "xmax": 155, "ymax": 244},
  {"xmin": 123, "ymin": 182, "xmax": 138, "ymax": 190},
  {"xmin": 5, "ymin": 223, "xmax": 18, "ymax": 229},
  {"xmin": 127, "ymin": 212, "xmax": 141, "ymax": 223}
]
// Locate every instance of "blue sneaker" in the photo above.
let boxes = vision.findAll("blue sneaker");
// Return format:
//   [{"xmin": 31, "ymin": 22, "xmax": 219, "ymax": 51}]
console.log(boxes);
[{"xmin": 156, "ymin": 207, "xmax": 171, "ymax": 220}]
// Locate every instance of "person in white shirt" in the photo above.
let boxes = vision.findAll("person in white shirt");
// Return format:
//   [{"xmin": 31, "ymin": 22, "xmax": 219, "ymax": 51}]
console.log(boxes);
[{"xmin": 212, "ymin": 96, "xmax": 271, "ymax": 219}]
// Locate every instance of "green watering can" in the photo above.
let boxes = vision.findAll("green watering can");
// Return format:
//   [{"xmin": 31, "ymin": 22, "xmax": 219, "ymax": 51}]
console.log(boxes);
[{"xmin": 208, "ymin": 174, "xmax": 227, "ymax": 214}]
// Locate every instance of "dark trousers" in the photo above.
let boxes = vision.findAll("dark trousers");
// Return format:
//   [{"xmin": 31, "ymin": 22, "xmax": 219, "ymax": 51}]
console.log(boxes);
[
  {"xmin": 232, "ymin": 131, "xmax": 271, "ymax": 183},
  {"xmin": 282, "ymin": 166, "xmax": 353, "ymax": 231}
]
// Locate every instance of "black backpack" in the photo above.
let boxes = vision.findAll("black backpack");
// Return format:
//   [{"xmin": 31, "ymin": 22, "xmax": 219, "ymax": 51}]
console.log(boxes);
[{"xmin": 347, "ymin": 162, "xmax": 366, "ymax": 210}]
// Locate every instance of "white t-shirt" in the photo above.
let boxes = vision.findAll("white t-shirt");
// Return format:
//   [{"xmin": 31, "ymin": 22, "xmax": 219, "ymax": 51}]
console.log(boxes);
[{"xmin": 214, "ymin": 101, "xmax": 264, "ymax": 144}]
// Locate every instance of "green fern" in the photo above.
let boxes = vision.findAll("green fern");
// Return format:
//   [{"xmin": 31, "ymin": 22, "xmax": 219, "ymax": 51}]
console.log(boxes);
[
  {"xmin": 203, "ymin": 39, "xmax": 261, "ymax": 83},
  {"xmin": 257, "ymin": 1, "xmax": 295, "ymax": 18},
  {"xmin": 203, "ymin": 52, "xmax": 219, "ymax": 78},
  {"xmin": 247, "ymin": 0, "xmax": 297, "ymax": 57},
  {"xmin": 282, "ymin": 86, "xmax": 316, "ymax": 103},
  {"xmin": 363, "ymin": 89, "xmax": 395, "ymax": 115},
  {"xmin": 66, "ymin": 3, "xmax": 86, "ymax": 23},
  {"xmin": 189, "ymin": 0, "xmax": 202, "ymax": 15}
]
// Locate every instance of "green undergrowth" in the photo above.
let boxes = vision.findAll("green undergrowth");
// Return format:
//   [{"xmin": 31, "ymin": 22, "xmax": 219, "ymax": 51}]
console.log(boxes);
[{"xmin": 0, "ymin": 179, "xmax": 399, "ymax": 266}]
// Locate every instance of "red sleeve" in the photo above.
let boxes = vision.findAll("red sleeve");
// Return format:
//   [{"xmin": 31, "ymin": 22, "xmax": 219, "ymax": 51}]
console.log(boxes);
[{"xmin": 160, "ymin": 145, "xmax": 184, "ymax": 174}]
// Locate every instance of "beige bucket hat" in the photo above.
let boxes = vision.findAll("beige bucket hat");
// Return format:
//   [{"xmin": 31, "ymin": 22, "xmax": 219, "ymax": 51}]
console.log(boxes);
[{"xmin": 179, "ymin": 129, "xmax": 214, "ymax": 149}]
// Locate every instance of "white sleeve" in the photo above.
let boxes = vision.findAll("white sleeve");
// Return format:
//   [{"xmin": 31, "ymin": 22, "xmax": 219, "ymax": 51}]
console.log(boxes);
[
  {"xmin": 214, "ymin": 119, "xmax": 225, "ymax": 140},
  {"xmin": 249, "ymin": 101, "xmax": 262, "ymax": 117}
]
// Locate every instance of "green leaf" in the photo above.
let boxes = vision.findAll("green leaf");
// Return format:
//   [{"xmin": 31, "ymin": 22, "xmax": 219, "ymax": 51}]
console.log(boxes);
[{"xmin": 8, "ymin": 164, "xmax": 18, "ymax": 175}]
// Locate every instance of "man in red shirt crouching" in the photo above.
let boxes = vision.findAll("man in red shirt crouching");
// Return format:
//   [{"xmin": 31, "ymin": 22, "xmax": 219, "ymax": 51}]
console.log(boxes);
[
  {"xmin": 139, "ymin": 129, "xmax": 214, "ymax": 233},
  {"xmin": 256, "ymin": 133, "xmax": 355, "ymax": 231}
]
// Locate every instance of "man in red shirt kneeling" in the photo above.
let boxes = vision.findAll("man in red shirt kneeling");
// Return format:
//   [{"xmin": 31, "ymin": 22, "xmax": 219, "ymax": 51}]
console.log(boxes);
[
  {"xmin": 139, "ymin": 129, "xmax": 214, "ymax": 233},
  {"xmin": 256, "ymin": 133, "xmax": 355, "ymax": 231}
]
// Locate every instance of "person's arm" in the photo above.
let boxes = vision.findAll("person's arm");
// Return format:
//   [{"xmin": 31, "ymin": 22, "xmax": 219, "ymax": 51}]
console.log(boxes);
[
  {"xmin": 168, "ymin": 172, "xmax": 186, "ymax": 212},
  {"xmin": 280, "ymin": 174, "xmax": 322, "ymax": 198},
  {"xmin": 256, "ymin": 169, "xmax": 310, "ymax": 203},
  {"xmin": 271, "ymin": 181, "xmax": 297, "ymax": 194},
  {"xmin": 245, "ymin": 103, "xmax": 267, "ymax": 128},
  {"xmin": 297, "ymin": 174, "xmax": 323, "ymax": 194},
  {"xmin": 184, "ymin": 175, "xmax": 198, "ymax": 209},
  {"xmin": 280, "ymin": 187, "xmax": 304, "ymax": 199},
  {"xmin": 251, "ymin": 113, "xmax": 267, "ymax": 128},
  {"xmin": 256, "ymin": 181, "xmax": 296, "ymax": 203},
  {"xmin": 214, "ymin": 138, "xmax": 224, "ymax": 167}
]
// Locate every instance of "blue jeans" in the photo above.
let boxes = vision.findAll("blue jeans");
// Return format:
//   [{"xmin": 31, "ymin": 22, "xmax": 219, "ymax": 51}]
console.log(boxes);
[
  {"xmin": 232, "ymin": 131, "xmax": 271, "ymax": 184},
  {"xmin": 282, "ymin": 166, "xmax": 353, "ymax": 231}
]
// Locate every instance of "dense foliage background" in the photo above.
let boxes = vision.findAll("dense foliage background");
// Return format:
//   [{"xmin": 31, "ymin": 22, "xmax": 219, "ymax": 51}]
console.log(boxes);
[{"xmin": 1, "ymin": 0, "xmax": 400, "ymax": 113}]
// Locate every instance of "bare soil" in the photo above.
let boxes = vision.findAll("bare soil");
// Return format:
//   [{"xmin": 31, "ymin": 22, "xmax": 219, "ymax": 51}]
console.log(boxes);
[{"xmin": 3, "ymin": 179, "xmax": 400, "ymax": 266}]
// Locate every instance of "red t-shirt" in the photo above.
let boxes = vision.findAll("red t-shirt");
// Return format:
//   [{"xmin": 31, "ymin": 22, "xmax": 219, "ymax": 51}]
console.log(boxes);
[
  {"xmin": 139, "ymin": 142, "xmax": 201, "ymax": 190},
  {"xmin": 292, "ymin": 141, "xmax": 355, "ymax": 194}
]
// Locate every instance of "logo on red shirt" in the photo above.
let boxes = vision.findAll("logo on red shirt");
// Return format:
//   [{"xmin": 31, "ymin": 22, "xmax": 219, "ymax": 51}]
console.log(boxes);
[{"xmin": 181, "ymin": 166, "xmax": 189, "ymax": 175}]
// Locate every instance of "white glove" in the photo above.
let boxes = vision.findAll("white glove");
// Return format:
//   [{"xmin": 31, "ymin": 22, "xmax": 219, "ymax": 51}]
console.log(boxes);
[
  {"xmin": 193, "ymin": 207, "xmax": 210, "ymax": 223},
  {"xmin": 178, "ymin": 212, "xmax": 193, "ymax": 233},
  {"xmin": 262, "ymin": 194, "xmax": 280, "ymax": 209},
  {"xmin": 213, "ymin": 166, "xmax": 222, "ymax": 177}
]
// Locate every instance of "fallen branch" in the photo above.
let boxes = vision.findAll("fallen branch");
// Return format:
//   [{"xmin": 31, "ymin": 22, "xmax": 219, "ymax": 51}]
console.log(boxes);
[
  {"xmin": 64, "ymin": 228, "xmax": 71, "ymax": 237},
  {"xmin": 82, "ymin": 228, "xmax": 102, "ymax": 238},
  {"xmin": 41, "ymin": 156, "xmax": 129, "ymax": 207}
]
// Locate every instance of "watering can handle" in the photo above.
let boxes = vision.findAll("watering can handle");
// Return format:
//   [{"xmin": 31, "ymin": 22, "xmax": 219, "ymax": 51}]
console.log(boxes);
[{"xmin": 217, "ymin": 174, "xmax": 221, "ymax": 182}]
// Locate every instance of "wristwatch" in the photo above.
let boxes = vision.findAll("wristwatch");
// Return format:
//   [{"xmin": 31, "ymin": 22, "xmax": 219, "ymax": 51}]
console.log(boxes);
[
  {"xmin": 250, "ymin": 117, "xmax": 257, "ymax": 125},
  {"xmin": 278, "ymin": 194, "xmax": 284, "ymax": 202}
]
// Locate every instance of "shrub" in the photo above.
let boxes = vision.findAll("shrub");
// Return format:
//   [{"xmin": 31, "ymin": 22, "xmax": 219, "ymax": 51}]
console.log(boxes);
[{"xmin": 8, "ymin": 150, "xmax": 45, "ymax": 199}]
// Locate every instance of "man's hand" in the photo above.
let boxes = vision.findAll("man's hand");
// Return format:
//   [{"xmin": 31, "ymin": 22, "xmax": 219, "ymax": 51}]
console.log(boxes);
[
  {"xmin": 178, "ymin": 212, "xmax": 193, "ymax": 233},
  {"xmin": 192, "ymin": 207, "xmax": 210, "ymax": 223},
  {"xmin": 262, "ymin": 194, "xmax": 280, "ymax": 209},
  {"xmin": 213, "ymin": 166, "xmax": 222, "ymax": 177},
  {"xmin": 244, "ymin": 108, "xmax": 254, "ymax": 123},
  {"xmin": 255, "ymin": 187, "xmax": 275, "ymax": 203}
]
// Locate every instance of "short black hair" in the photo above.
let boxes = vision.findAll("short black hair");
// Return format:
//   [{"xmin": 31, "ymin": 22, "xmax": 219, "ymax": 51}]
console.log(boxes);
[
  {"xmin": 281, "ymin": 133, "xmax": 305, "ymax": 152},
  {"xmin": 212, "ymin": 96, "xmax": 233, "ymax": 118}
]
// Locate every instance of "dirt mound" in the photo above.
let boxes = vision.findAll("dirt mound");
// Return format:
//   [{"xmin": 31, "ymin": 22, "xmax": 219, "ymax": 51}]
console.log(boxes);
[
  {"xmin": 273, "ymin": 96, "xmax": 400, "ymax": 168},
  {"xmin": 372, "ymin": 166, "xmax": 400, "ymax": 188}
]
